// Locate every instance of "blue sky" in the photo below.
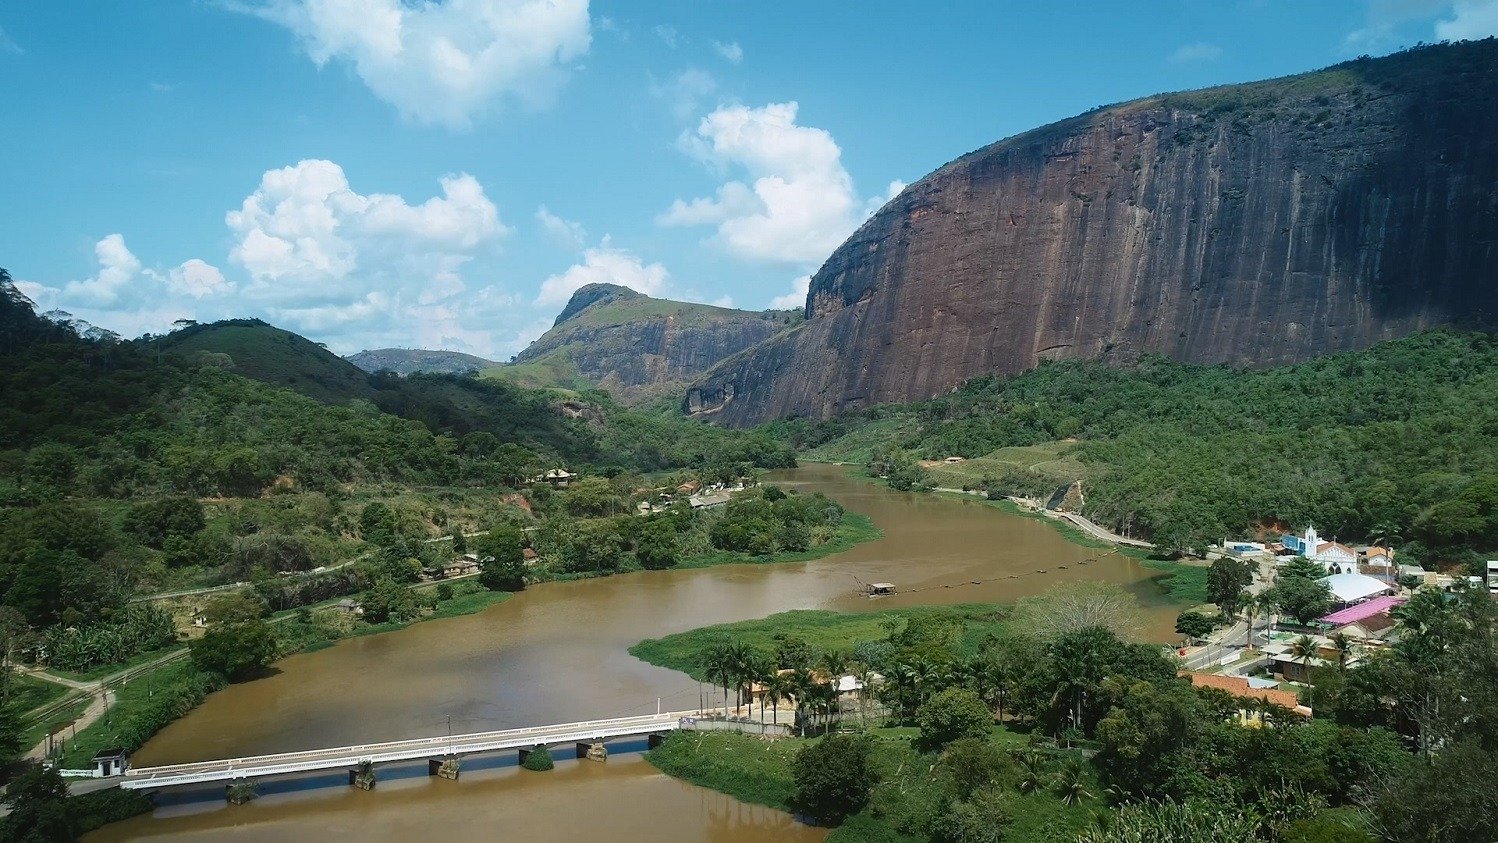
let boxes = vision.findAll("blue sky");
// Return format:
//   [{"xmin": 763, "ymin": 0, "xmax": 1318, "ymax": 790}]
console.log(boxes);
[{"xmin": 2, "ymin": 1, "xmax": 1495, "ymax": 358}]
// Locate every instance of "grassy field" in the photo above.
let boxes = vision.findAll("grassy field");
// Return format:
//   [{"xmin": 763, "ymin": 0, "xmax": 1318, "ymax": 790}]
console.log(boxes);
[
  {"xmin": 11, "ymin": 673, "xmax": 71, "ymax": 713},
  {"xmin": 22, "ymin": 695, "xmax": 91, "ymax": 756},
  {"xmin": 646, "ymin": 727, "xmax": 1101, "ymax": 843},
  {"xmin": 59, "ymin": 659, "xmax": 214, "ymax": 768},
  {"xmin": 630, "ymin": 604, "xmax": 1011, "ymax": 681},
  {"xmin": 47, "ymin": 645, "xmax": 185, "ymax": 684},
  {"xmin": 922, "ymin": 441, "xmax": 1089, "ymax": 491}
]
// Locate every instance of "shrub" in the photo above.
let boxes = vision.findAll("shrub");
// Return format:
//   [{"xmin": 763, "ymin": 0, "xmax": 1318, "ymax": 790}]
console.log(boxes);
[
  {"xmin": 791, "ymin": 733, "xmax": 876, "ymax": 825},
  {"xmin": 521, "ymin": 745, "xmax": 554, "ymax": 771},
  {"xmin": 917, "ymin": 688, "xmax": 994, "ymax": 751}
]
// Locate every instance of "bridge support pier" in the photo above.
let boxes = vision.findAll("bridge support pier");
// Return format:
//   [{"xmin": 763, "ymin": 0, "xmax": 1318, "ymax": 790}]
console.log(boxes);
[
  {"xmin": 578, "ymin": 741, "xmax": 607, "ymax": 762},
  {"xmin": 428, "ymin": 757, "xmax": 461, "ymax": 780},
  {"xmin": 647, "ymin": 733, "xmax": 667, "ymax": 749},
  {"xmin": 349, "ymin": 761, "xmax": 376, "ymax": 790},
  {"xmin": 225, "ymin": 781, "xmax": 257, "ymax": 805}
]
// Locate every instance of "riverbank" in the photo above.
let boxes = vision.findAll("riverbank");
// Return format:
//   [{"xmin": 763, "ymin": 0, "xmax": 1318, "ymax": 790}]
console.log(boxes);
[
  {"xmin": 50, "ymin": 582, "xmax": 513, "ymax": 770},
  {"xmin": 631, "ymin": 604, "xmax": 1011, "ymax": 680},
  {"xmin": 646, "ymin": 729, "xmax": 1098, "ymax": 843}
]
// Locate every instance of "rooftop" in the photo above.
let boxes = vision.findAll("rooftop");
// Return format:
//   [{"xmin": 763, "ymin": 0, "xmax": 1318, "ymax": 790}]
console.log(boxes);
[
  {"xmin": 1319, "ymin": 572, "xmax": 1393, "ymax": 603},
  {"xmin": 1182, "ymin": 672, "xmax": 1307, "ymax": 715},
  {"xmin": 1319, "ymin": 595, "xmax": 1406, "ymax": 626}
]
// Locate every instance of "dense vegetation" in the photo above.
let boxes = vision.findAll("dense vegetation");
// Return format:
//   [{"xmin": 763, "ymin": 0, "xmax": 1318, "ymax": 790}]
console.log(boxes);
[
  {"xmin": 640, "ymin": 582, "xmax": 1498, "ymax": 841},
  {"xmin": 0, "ymin": 269, "xmax": 815, "ymax": 772},
  {"xmin": 778, "ymin": 330, "xmax": 1497, "ymax": 567}
]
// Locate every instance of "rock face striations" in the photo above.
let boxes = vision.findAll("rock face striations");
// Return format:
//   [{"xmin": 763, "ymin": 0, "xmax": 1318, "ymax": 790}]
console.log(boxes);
[
  {"xmin": 510, "ymin": 284, "xmax": 801, "ymax": 404},
  {"xmin": 686, "ymin": 41, "xmax": 1498, "ymax": 426}
]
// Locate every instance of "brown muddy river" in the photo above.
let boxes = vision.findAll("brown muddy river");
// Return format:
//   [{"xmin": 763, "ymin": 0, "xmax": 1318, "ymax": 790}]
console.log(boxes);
[{"xmin": 95, "ymin": 464, "xmax": 1176, "ymax": 841}]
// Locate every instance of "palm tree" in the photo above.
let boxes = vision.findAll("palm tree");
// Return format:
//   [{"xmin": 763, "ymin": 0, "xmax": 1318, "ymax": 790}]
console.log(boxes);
[
  {"xmin": 1330, "ymin": 632, "xmax": 1355, "ymax": 675},
  {"xmin": 1013, "ymin": 750, "xmax": 1046, "ymax": 795},
  {"xmin": 1243, "ymin": 592, "xmax": 1263, "ymax": 650},
  {"xmin": 790, "ymin": 668, "xmax": 814, "ymax": 737},
  {"xmin": 1053, "ymin": 762, "xmax": 1094, "ymax": 807},
  {"xmin": 766, "ymin": 669, "xmax": 792, "ymax": 727},
  {"xmin": 882, "ymin": 662, "xmax": 920, "ymax": 720},
  {"xmin": 1290, "ymin": 634, "xmax": 1318, "ymax": 718},
  {"xmin": 704, "ymin": 644, "xmax": 734, "ymax": 714},
  {"xmin": 724, "ymin": 641, "xmax": 753, "ymax": 712},
  {"xmin": 1367, "ymin": 523, "xmax": 1402, "ymax": 553},
  {"xmin": 852, "ymin": 661, "xmax": 877, "ymax": 724}
]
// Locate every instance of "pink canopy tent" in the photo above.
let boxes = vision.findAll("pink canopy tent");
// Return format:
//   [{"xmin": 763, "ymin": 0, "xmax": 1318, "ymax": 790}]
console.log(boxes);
[{"xmin": 1319, "ymin": 595, "xmax": 1405, "ymax": 627}]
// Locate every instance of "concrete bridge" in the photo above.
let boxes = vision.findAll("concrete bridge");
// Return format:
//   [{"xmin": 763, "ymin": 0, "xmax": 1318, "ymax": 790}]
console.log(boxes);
[{"xmin": 121, "ymin": 710, "xmax": 719, "ymax": 793}]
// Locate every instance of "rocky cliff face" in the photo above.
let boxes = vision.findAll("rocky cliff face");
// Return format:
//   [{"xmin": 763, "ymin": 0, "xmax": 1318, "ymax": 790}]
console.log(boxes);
[
  {"xmin": 687, "ymin": 41, "xmax": 1498, "ymax": 426},
  {"xmin": 511, "ymin": 284, "xmax": 800, "ymax": 404}
]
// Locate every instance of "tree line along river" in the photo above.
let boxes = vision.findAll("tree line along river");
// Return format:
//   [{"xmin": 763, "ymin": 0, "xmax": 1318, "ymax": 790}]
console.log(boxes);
[{"xmin": 93, "ymin": 464, "xmax": 1178, "ymax": 842}]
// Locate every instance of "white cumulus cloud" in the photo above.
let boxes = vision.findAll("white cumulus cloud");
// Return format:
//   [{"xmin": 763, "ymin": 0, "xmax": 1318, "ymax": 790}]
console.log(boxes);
[
  {"xmin": 223, "ymin": 158, "xmax": 511, "ymax": 351},
  {"xmin": 21, "ymin": 234, "xmax": 230, "ymax": 335},
  {"xmin": 713, "ymin": 40, "xmax": 743, "ymax": 64},
  {"xmin": 768, "ymin": 274, "xmax": 810, "ymax": 311},
  {"xmin": 226, "ymin": 159, "xmax": 505, "ymax": 285},
  {"xmin": 535, "ymin": 239, "xmax": 669, "ymax": 307},
  {"xmin": 166, "ymin": 259, "xmax": 232, "ymax": 298},
  {"xmin": 659, "ymin": 101, "xmax": 885, "ymax": 266},
  {"xmin": 535, "ymin": 205, "xmax": 587, "ymax": 249},
  {"xmin": 62, "ymin": 234, "xmax": 144, "ymax": 306},
  {"xmin": 235, "ymin": 0, "xmax": 592, "ymax": 128},
  {"xmin": 1436, "ymin": 0, "xmax": 1498, "ymax": 39}
]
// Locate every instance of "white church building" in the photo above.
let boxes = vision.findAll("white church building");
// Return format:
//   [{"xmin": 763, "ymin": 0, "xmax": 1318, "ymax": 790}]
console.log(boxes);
[{"xmin": 1280, "ymin": 526, "xmax": 1357, "ymax": 573}]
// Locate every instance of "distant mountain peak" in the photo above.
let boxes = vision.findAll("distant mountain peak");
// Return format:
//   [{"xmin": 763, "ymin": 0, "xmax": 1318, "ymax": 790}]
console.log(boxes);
[{"xmin": 554, "ymin": 283, "xmax": 643, "ymax": 326}]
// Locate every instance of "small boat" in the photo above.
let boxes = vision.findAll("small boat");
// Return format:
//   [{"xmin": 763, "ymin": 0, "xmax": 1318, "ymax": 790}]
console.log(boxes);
[{"xmin": 866, "ymin": 582, "xmax": 895, "ymax": 597}]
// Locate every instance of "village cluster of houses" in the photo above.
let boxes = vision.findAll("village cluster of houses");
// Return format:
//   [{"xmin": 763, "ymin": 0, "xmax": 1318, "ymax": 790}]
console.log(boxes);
[{"xmin": 1188, "ymin": 524, "xmax": 1476, "ymax": 721}]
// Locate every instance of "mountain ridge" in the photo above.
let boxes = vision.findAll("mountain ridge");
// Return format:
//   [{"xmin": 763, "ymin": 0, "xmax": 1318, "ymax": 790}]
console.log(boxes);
[
  {"xmin": 493, "ymin": 284, "xmax": 801, "ymax": 404},
  {"xmin": 347, "ymin": 348, "xmax": 499, "ymax": 377},
  {"xmin": 686, "ymin": 40, "xmax": 1498, "ymax": 426}
]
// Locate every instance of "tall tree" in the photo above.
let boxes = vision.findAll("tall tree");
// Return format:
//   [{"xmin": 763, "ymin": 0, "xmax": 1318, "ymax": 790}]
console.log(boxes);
[{"xmin": 1206, "ymin": 557, "xmax": 1253, "ymax": 620}]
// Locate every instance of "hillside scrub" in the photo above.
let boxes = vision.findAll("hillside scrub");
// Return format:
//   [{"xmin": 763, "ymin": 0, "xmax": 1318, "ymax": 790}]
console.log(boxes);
[
  {"xmin": 774, "ymin": 330, "xmax": 1498, "ymax": 567},
  {"xmin": 639, "ymin": 583, "xmax": 1498, "ymax": 841}
]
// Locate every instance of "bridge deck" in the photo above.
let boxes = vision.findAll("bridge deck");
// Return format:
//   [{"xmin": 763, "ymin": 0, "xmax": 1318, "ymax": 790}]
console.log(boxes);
[{"xmin": 121, "ymin": 711, "xmax": 711, "ymax": 790}]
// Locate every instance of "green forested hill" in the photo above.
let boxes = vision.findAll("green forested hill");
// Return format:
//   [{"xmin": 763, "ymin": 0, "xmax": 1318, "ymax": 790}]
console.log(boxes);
[
  {"xmin": 0, "ymin": 270, "xmax": 794, "ymax": 610},
  {"xmin": 153, "ymin": 319, "xmax": 376, "ymax": 404},
  {"xmin": 775, "ymin": 330, "xmax": 1498, "ymax": 565}
]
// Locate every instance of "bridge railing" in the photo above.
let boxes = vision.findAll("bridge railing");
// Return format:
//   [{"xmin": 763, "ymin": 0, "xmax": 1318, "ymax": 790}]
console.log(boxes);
[{"xmin": 123, "ymin": 710, "xmax": 718, "ymax": 782}]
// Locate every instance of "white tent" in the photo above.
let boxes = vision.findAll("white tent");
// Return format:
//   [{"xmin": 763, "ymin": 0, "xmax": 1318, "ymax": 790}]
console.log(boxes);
[{"xmin": 1318, "ymin": 572, "xmax": 1392, "ymax": 604}]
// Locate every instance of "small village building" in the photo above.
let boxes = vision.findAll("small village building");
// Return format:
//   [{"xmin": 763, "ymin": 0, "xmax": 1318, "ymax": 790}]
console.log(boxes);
[
  {"xmin": 1183, "ymin": 672, "xmax": 1310, "ymax": 721},
  {"xmin": 1317, "ymin": 596, "xmax": 1403, "ymax": 645},
  {"xmin": 92, "ymin": 749, "xmax": 129, "ymax": 777},
  {"xmin": 534, "ymin": 468, "xmax": 577, "ymax": 488},
  {"xmin": 440, "ymin": 554, "xmax": 482, "ymax": 579},
  {"xmin": 689, "ymin": 492, "xmax": 731, "ymax": 510},
  {"xmin": 943, "ymin": 456, "xmax": 965, "ymax": 463},
  {"xmin": 1319, "ymin": 572, "xmax": 1394, "ymax": 606},
  {"xmin": 332, "ymin": 598, "xmax": 363, "ymax": 616},
  {"xmin": 1262, "ymin": 641, "xmax": 1334, "ymax": 684}
]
